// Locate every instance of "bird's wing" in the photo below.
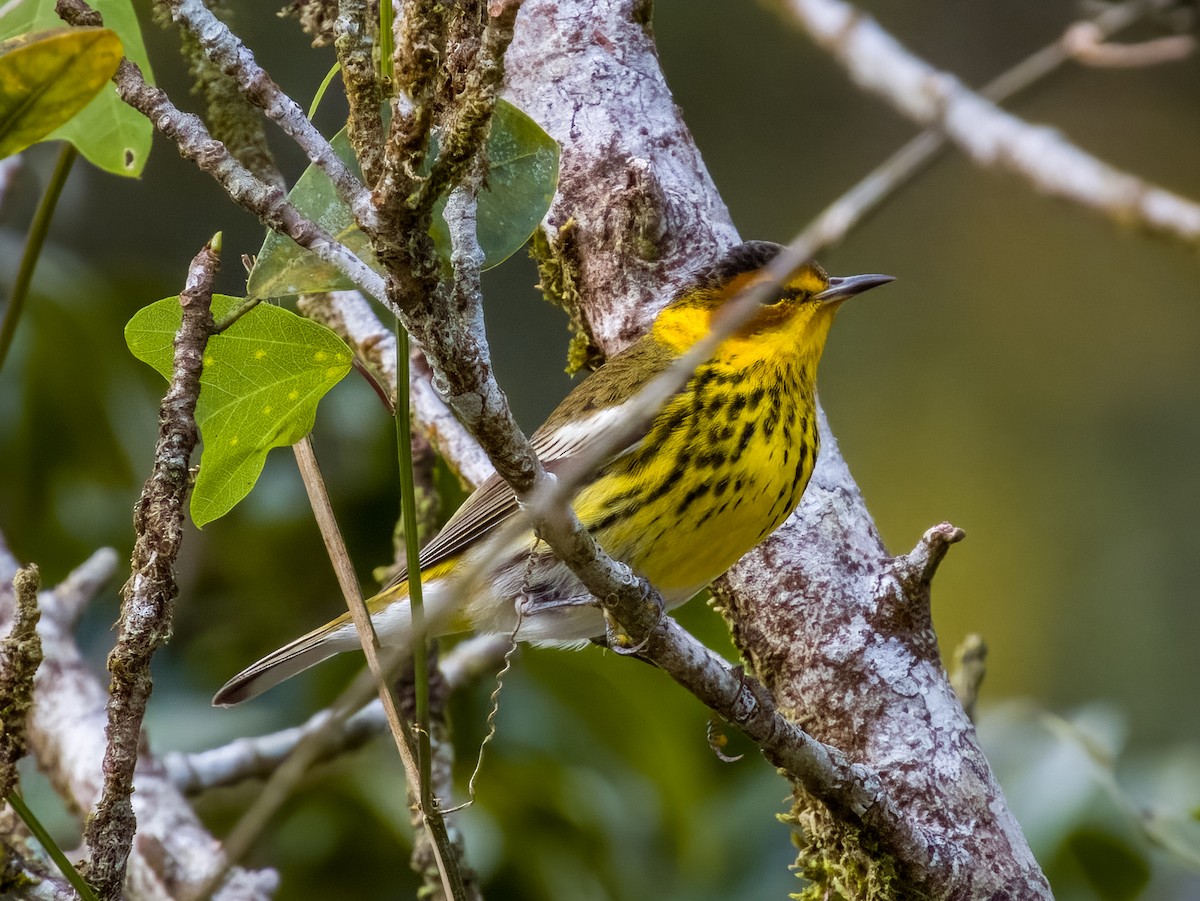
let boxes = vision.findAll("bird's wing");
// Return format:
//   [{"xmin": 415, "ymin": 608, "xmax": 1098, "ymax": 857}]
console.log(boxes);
[
  {"xmin": 387, "ymin": 405, "xmax": 633, "ymax": 584},
  {"xmin": 384, "ymin": 339, "xmax": 672, "ymax": 587}
]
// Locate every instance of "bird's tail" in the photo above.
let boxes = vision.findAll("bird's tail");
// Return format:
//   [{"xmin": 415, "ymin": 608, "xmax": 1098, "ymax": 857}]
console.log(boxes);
[
  {"xmin": 211, "ymin": 575, "xmax": 470, "ymax": 707},
  {"xmin": 211, "ymin": 613, "xmax": 364, "ymax": 707}
]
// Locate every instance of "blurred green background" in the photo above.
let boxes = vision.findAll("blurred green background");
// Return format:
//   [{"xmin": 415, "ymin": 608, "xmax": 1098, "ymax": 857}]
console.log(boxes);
[{"xmin": 2, "ymin": 0, "xmax": 1198, "ymax": 898}]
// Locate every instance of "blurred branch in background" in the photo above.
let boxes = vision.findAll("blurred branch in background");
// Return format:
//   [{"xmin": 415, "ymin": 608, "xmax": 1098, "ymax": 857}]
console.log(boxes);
[
  {"xmin": 775, "ymin": 0, "xmax": 1200, "ymax": 245},
  {"xmin": 0, "ymin": 539, "xmax": 278, "ymax": 899},
  {"xmin": 787, "ymin": 0, "xmax": 1199, "ymax": 257},
  {"xmin": 164, "ymin": 635, "xmax": 513, "ymax": 794}
]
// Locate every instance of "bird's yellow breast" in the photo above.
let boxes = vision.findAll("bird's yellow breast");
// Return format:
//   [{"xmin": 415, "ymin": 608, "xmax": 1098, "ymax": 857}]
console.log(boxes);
[{"xmin": 572, "ymin": 353, "xmax": 819, "ymax": 602}]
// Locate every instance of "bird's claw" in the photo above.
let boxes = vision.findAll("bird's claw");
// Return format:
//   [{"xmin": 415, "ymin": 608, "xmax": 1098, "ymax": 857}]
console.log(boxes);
[{"xmin": 602, "ymin": 590, "xmax": 664, "ymax": 656}]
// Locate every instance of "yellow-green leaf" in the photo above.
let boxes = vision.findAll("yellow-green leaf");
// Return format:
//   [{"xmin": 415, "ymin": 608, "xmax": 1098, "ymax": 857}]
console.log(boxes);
[
  {"xmin": 247, "ymin": 99, "xmax": 560, "ymax": 299},
  {"xmin": 0, "ymin": 0, "xmax": 153, "ymax": 175},
  {"xmin": 0, "ymin": 27, "xmax": 122, "ymax": 159},
  {"xmin": 125, "ymin": 296, "xmax": 353, "ymax": 527}
]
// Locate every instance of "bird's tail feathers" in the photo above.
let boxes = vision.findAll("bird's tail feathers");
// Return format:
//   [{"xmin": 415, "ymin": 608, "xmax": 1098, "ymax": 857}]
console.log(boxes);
[
  {"xmin": 212, "ymin": 614, "xmax": 365, "ymax": 707},
  {"xmin": 212, "ymin": 578, "xmax": 470, "ymax": 707}
]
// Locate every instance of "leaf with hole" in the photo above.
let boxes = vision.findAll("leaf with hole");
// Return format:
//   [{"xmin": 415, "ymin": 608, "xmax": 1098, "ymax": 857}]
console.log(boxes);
[
  {"xmin": 125, "ymin": 296, "xmax": 353, "ymax": 527},
  {"xmin": 0, "ymin": 0, "xmax": 153, "ymax": 175},
  {"xmin": 246, "ymin": 99, "xmax": 560, "ymax": 299},
  {"xmin": 0, "ymin": 27, "xmax": 122, "ymax": 159}
]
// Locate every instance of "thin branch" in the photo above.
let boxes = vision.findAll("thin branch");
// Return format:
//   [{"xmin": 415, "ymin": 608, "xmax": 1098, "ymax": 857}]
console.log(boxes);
[
  {"xmin": 290, "ymin": 437, "xmax": 467, "ymax": 900},
  {"xmin": 54, "ymin": 0, "xmax": 392, "ymax": 314},
  {"xmin": 161, "ymin": 0, "xmax": 379, "ymax": 231},
  {"xmin": 167, "ymin": 0, "xmax": 283, "ymax": 190},
  {"xmin": 1064, "ymin": 20, "xmax": 1195, "ymax": 67},
  {"xmin": 776, "ymin": 0, "xmax": 1200, "ymax": 244},
  {"xmin": 82, "ymin": 236, "xmax": 220, "ymax": 900}
]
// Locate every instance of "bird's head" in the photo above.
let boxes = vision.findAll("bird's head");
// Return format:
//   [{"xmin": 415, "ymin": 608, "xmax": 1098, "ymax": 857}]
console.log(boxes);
[{"xmin": 651, "ymin": 241, "xmax": 893, "ymax": 364}]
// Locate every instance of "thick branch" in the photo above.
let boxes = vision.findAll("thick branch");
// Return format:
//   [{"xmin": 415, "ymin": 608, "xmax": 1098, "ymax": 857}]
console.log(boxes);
[
  {"xmin": 505, "ymin": 1, "xmax": 740, "ymax": 351},
  {"xmin": 503, "ymin": 1, "xmax": 1051, "ymax": 896}
]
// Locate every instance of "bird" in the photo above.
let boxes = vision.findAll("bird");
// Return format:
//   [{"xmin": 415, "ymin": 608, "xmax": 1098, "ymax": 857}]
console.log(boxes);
[{"xmin": 213, "ymin": 240, "xmax": 892, "ymax": 706}]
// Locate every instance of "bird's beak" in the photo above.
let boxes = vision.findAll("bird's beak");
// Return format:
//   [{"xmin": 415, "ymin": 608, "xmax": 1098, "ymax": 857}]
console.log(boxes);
[{"xmin": 814, "ymin": 273, "xmax": 895, "ymax": 304}]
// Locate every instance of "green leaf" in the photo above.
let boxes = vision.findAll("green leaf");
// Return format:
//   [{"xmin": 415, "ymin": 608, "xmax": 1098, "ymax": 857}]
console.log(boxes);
[
  {"xmin": 247, "ymin": 99, "xmax": 560, "ymax": 299},
  {"xmin": 125, "ymin": 296, "xmax": 352, "ymax": 527},
  {"xmin": 428, "ymin": 101, "xmax": 560, "ymax": 271},
  {"xmin": 246, "ymin": 127, "xmax": 374, "ymax": 299},
  {"xmin": 0, "ymin": 27, "xmax": 122, "ymax": 159},
  {"xmin": 0, "ymin": 0, "xmax": 153, "ymax": 175}
]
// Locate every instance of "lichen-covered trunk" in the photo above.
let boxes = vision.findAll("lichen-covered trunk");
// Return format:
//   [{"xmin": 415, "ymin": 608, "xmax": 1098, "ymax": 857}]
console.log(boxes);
[{"xmin": 504, "ymin": 1, "xmax": 1051, "ymax": 896}]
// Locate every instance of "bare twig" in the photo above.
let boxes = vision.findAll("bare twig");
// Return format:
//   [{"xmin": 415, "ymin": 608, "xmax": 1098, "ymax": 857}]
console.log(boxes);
[
  {"xmin": 54, "ymin": 0, "xmax": 392, "ymax": 313},
  {"xmin": 1065, "ymin": 20, "xmax": 1195, "ymax": 67},
  {"xmin": 160, "ymin": 0, "xmax": 379, "ymax": 230},
  {"xmin": 167, "ymin": 0, "xmax": 283, "ymax": 190},
  {"xmin": 290, "ymin": 437, "xmax": 467, "ymax": 900},
  {"xmin": 82, "ymin": 236, "xmax": 220, "ymax": 900},
  {"xmin": 776, "ymin": 0, "xmax": 1200, "ymax": 244}
]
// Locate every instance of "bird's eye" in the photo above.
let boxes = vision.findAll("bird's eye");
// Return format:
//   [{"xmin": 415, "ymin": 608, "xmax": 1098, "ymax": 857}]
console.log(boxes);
[{"xmin": 764, "ymin": 287, "xmax": 803, "ymax": 306}]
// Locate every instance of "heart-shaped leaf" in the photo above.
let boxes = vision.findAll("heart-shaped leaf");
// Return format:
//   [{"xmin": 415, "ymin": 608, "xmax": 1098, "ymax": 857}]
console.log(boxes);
[
  {"xmin": 247, "ymin": 99, "xmax": 559, "ymax": 299},
  {"xmin": 125, "ymin": 296, "xmax": 352, "ymax": 526}
]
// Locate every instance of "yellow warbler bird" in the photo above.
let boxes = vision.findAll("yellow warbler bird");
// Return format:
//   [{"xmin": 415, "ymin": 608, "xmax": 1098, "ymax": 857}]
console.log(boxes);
[{"xmin": 214, "ymin": 241, "xmax": 891, "ymax": 706}]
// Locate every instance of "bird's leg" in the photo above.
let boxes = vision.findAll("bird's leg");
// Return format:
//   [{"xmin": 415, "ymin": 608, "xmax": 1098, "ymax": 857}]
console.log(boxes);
[{"xmin": 600, "ymin": 583, "xmax": 665, "ymax": 657}]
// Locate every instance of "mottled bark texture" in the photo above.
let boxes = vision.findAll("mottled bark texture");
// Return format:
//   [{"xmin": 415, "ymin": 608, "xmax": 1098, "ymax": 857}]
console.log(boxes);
[
  {"xmin": 504, "ymin": 2, "xmax": 1050, "ymax": 897},
  {"xmin": 0, "ymin": 546, "xmax": 278, "ymax": 900},
  {"xmin": 82, "ymin": 239, "xmax": 218, "ymax": 900}
]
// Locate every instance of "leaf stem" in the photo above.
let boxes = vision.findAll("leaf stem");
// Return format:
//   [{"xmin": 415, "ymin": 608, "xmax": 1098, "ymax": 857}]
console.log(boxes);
[
  {"xmin": 7, "ymin": 792, "xmax": 100, "ymax": 901},
  {"xmin": 378, "ymin": 0, "xmax": 394, "ymax": 83},
  {"xmin": 0, "ymin": 144, "xmax": 77, "ymax": 375},
  {"xmin": 308, "ymin": 62, "xmax": 343, "ymax": 121},
  {"xmin": 393, "ymin": 320, "xmax": 433, "ymax": 811}
]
